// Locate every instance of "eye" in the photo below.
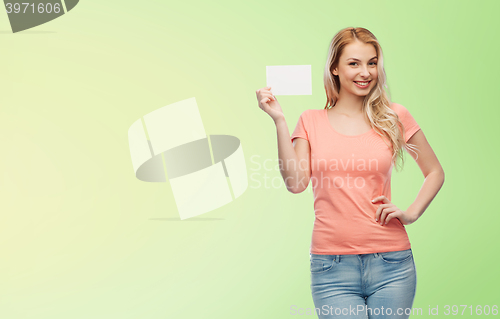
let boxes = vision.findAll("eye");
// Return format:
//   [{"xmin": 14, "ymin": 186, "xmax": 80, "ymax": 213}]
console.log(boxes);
[{"xmin": 349, "ymin": 62, "xmax": 377, "ymax": 66}]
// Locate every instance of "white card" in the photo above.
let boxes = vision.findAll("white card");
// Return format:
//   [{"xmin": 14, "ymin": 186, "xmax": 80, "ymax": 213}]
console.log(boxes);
[{"xmin": 266, "ymin": 65, "xmax": 312, "ymax": 95}]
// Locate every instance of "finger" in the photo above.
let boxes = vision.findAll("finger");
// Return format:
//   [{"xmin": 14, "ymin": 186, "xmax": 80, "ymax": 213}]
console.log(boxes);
[
  {"xmin": 374, "ymin": 204, "xmax": 388, "ymax": 222},
  {"xmin": 265, "ymin": 93, "xmax": 276, "ymax": 101},
  {"xmin": 380, "ymin": 196, "xmax": 390, "ymax": 204},
  {"xmin": 256, "ymin": 87, "xmax": 272, "ymax": 95},
  {"xmin": 265, "ymin": 92, "xmax": 276, "ymax": 100},
  {"xmin": 372, "ymin": 196, "xmax": 386, "ymax": 203},
  {"xmin": 375, "ymin": 205, "xmax": 383, "ymax": 222},
  {"xmin": 379, "ymin": 208, "xmax": 389, "ymax": 225},
  {"xmin": 259, "ymin": 92, "xmax": 275, "ymax": 101},
  {"xmin": 380, "ymin": 208, "xmax": 396, "ymax": 225},
  {"xmin": 384, "ymin": 211, "xmax": 400, "ymax": 225},
  {"xmin": 260, "ymin": 97, "xmax": 271, "ymax": 106},
  {"xmin": 373, "ymin": 196, "xmax": 390, "ymax": 204}
]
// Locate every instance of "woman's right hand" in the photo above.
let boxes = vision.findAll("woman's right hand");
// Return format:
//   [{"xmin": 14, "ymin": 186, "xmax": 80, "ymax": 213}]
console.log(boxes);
[{"xmin": 255, "ymin": 86, "xmax": 285, "ymax": 123}]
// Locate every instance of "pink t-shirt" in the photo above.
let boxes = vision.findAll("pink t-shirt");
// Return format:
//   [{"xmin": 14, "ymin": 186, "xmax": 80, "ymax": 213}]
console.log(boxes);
[{"xmin": 290, "ymin": 103, "xmax": 421, "ymax": 255}]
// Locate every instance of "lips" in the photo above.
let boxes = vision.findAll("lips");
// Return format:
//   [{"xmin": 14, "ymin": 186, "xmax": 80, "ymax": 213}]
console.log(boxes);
[{"xmin": 353, "ymin": 81, "xmax": 371, "ymax": 88}]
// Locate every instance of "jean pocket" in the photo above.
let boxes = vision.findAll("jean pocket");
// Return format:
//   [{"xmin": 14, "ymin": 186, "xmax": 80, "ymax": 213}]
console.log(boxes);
[
  {"xmin": 310, "ymin": 257, "xmax": 334, "ymax": 273},
  {"xmin": 379, "ymin": 249, "xmax": 413, "ymax": 264}
]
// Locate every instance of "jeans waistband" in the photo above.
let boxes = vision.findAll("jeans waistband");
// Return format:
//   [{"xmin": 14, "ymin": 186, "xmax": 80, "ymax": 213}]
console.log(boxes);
[{"xmin": 310, "ymin": 248, "xmax": 412, "ymax": 262}]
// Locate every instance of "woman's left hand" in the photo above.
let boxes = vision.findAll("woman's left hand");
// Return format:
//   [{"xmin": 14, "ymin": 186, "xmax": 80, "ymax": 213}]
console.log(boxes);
[{"xmin": 371, "ymin": 196, "xmax": 417, "ymax": 226}]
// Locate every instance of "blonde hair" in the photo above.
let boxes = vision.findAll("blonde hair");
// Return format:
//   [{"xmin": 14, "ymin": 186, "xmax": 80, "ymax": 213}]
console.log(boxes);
[{"xmin": 323, "ymin": 26, "xmax": 419, "ymax": 172}]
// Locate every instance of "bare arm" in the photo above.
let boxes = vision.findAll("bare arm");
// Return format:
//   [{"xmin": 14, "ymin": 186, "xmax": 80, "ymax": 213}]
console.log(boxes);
[
  {"xmin": 255, "ymin": 86, "xmax": 311, "ymax": 194},
  {"xmin": 274, "ymin": 118, "xmax": 311, "ymax": 193},
  {"xmin": 405, "ymin": 129, "xmax": 445, "ymax": 223}
]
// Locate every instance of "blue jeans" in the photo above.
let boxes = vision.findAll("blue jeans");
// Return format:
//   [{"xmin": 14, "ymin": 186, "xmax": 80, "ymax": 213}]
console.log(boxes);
[{"xmin": 310, "ymin": 249, "xmax": 417, "ymax": 318}]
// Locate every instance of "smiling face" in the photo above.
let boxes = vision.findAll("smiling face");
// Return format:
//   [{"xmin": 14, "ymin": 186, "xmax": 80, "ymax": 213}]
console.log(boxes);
[{"xmin": 332, "ymin": 40, "xmax": 378, "ymax": 98}]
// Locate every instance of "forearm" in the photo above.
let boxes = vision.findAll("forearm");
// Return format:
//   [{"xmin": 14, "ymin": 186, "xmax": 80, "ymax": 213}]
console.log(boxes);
[
  {"xmin": 274, "ymin": 118, "xmax": 308, "ymax": 193},
  {"xmin": 406, "ymin": 170, "xmax": 445, "ymax": 223}
]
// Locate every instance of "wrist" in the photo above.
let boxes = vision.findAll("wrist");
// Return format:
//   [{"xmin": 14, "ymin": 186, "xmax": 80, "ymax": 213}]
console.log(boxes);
[
  {"xmin": 274, "ymin": 115, "xmax": 286, "ymax": 126},
  {"xmin": 403, "ymin": 210, "xmax": 419, "ymax": 225}
]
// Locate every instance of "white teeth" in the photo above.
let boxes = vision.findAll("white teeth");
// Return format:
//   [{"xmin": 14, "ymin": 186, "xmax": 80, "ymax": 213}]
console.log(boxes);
[{"xmin": 355, "ymin": 81, "xmax": 369, "ymax": 85}]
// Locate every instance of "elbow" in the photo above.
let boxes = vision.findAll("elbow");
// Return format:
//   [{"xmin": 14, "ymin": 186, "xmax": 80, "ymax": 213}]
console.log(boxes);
[
  {"xmin": 436, "ymin": 168, "xmax": 445, "ymax": 187},
  {"xmin": 288, "ymin": 187, "xmax": 306, "ymax": 194},
  {"xmin": 427, "ymin": 167, "xmax": 445, "ymax": 181},
  {"xmin": 288, "ymin": 186, "xmax": 305, "ymax": 194},
  {"xmin": 284, "ymin": 174, "xmax": 310, "ymax": 194},
  {"xmin": 424, "ymin": 169, "xmax": 445, "ymax": 189},
  {"xmin": 287, "ymin": 180, "xmax": 307, "ymax": 194}
]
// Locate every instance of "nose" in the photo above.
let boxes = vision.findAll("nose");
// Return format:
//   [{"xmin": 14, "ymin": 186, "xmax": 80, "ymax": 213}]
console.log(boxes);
[{"xmin": 360, "ymin": 65, "xmax": 370, "ymax": 77}]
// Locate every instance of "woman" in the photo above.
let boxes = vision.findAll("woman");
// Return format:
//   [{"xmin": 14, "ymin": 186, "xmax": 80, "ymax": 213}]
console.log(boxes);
[{"xmin": 255, "ymin": 27, "xmax": 444, "ymax": 318}]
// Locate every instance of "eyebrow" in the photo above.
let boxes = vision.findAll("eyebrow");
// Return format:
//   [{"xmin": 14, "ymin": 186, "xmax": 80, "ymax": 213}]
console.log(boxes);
[{"xmin": 347, "ymin": 56, "xmax": 378, "ymax": 61}]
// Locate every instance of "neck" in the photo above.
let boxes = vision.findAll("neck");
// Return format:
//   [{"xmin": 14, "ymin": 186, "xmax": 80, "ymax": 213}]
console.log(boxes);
[{"xmin": 331, "ymin": 92, "xmax": 365, "ymax": 116}]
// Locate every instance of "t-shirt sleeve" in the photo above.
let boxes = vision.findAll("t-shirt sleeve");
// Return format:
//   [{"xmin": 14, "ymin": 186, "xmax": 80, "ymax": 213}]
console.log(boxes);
[
  {"xmin": 393, "ymin": 103, "xmax": 421, "ymax": 143},
  {"xmin": 290, "ymin": 110, "xmax": 309, "ymax": 143}
]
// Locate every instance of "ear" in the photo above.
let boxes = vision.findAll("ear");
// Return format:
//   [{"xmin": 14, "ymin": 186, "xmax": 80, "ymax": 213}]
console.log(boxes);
[{"xmin": 332, "ymin": 68, "xmax": 338, "ymax": 76}]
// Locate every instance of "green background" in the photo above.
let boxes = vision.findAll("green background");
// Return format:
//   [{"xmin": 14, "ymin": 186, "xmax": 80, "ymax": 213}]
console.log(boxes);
[{"xmin": 0, "ymin": 0, "xmax": 498, "ymax": 318}]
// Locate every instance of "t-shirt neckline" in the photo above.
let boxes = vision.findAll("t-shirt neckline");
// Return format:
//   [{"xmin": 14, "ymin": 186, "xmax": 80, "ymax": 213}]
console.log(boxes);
[{"xmin": 323, "ymin": 108, "xmax": 374, "ymax": 138}]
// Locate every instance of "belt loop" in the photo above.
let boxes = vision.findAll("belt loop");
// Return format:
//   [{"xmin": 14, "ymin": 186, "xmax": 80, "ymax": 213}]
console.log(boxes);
[
  {"xmin": 374, "ymin": 253, "xmax": 378, "ymax": 258},
  {"xmin": 336, "ymin": 255, "xmax": 341, "ymax": 263}
]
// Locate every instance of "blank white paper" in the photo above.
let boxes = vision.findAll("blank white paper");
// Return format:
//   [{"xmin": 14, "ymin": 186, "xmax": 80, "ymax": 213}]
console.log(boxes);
[{"xmin": 266, "ymin": 65, "xmax": 312, "ymax": 95}]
